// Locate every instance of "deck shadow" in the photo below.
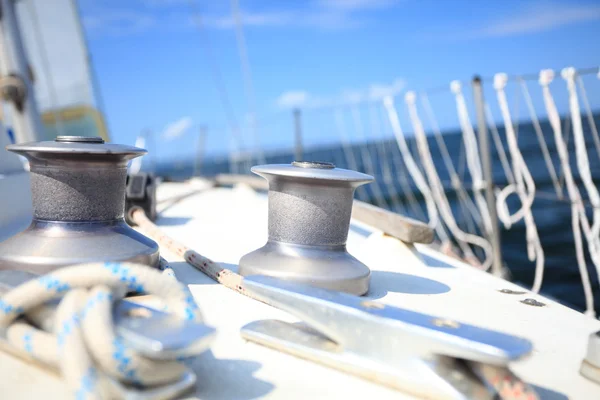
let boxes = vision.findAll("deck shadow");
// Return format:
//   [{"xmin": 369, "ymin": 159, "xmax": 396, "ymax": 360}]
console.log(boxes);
[
  {"xmin": 366, "ymin": 271, "xmax": 451, "ymax": 299},
  {"xmin": 419, "ymin": 252, "xmax": 457, "ymax": 268},
  {"xmin": 190, "ymin": 350, "xmax": 275, "ymax": 399},
  {"xmin": 531, "ymin": 385, "xmax": 568, "ymax": 400},
  {"xmin": 156, "ymin": 216, "xmax": 192, "ymax": 226}
]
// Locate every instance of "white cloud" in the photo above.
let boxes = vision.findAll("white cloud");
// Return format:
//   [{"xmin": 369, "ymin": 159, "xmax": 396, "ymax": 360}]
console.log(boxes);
[
  {"xmin": 83, "ymin": 0, "xmax": 402, "ymax": 36},
  {"xmin": 83, "ymin": 10, "xmax": 156, "ymax": 37},
  {"xmin": 367, "ymin": 78, "xmax": 406, "ymax": 100},
  {"xmin": 467, "ymin": 3, "xmax": 600, "ymax": 38},
  {"xmin": 162, "ymin": 116, "xmax": 193, "ymax": 140},
  {"xmin": 202, "ymin": 11, "xmax": 293, "ymax": 29},
  {"xmin": 276, "ymin": 91, "xmax": 309, "ymax": 108},
  {"xmin": 276, "ymin": 78, "xmax": 405, "ymax": 109}
]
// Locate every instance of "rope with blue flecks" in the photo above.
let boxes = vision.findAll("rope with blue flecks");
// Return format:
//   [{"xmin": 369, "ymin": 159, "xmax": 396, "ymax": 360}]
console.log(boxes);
[{"xmin": 0, "ymin": 262, "xmax": 202, "ymax": 399}]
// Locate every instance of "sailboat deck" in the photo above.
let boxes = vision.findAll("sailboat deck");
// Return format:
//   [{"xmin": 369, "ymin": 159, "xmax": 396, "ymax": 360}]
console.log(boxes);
[{"xmin": 0, "ymin": 176, "xmax": 599, "ymax": 398}]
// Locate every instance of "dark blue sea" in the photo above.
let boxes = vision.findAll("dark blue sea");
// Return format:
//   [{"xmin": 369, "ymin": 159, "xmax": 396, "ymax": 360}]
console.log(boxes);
[{"xmin": 157, "ymin": 113, "xmax": 600, "ymax": 313}]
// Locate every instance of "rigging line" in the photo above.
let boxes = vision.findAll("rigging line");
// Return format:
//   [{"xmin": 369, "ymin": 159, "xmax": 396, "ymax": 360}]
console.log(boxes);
[
  {"xmin": 383, "ymin": 96, "xmax": 449, "ymax": 242},
  {"xmin": 230, "ymin": 0, "xmax": 265, "ymax": 166},
  {"xmin": 379, "ymin": 100, "xmax": 429, "ymax": 221},
  {"xmin": 457, "ymin": 134, "xmax": 467, "ymax": 182},
  {"xmin": 420, "ymin": 92, "xmax": 480, "ymax": 234},
  {"xmin": 333, "ymin": 107, "xmax": 367, "ymax": 201},
  {"xmin": 563, "ymin": 68, "xmax": 600, "ymax": 235},
  {"xmin": 473, "ymin": 66, "xmax": 600, "ymax": 85},
  {"xmin": 512, "ymin": 80, "xmax": 520, "ymax": 140},
  {"xmin": 450, "ymin": 80, "xmax": 493, "ymax": 237},
  {"xmin": 494, "ymin": 73, "xmax": 544, "ymax": 293},
  {"xmin": 540, "ymin": 69, "xmax": 596, "ymax": 316},
  {"xmin": 71, "ymin": 0, "xmax": 110, "ymax": 136},
  {"xmin": 187, "ymin": 0, "xmax": 245, "ymax": 162},
  {"xmin": 370, "ymin": 102, "xmax": 407, "ymax": 214},
  {"xmin": 576, "ymin": 75, "xmax": 600, "ymax": 162},
  {"xmin": 556, "ymin": 110, "xmax": 571, "ymax": 191},
  {"xmin": 519, "ymin": 79, "xmax": 563, "ymax": 198},
  {"xmin": 485, "ymin": 104, "xmax": 516, "ymax": 185},
  {"xmin": 406, "ymin": 91, "xmax": 492, "ymax": 269},
  {"xmin": 350, "ymin": 104, "xmax": 390, "ymax": 209},
  {"xmin": 26, "ymin": 0, "xmax": 65, "ymax": 137},
  {"xmin": 391, "ymin": 139, "xmax": 428, "ymax": 221},
  {"xmin": 563, "ymin": 67, "xmax": 600, "ymax": 267}
]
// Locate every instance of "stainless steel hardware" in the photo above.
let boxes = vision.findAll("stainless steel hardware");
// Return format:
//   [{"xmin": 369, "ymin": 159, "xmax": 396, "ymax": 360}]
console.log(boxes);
[{"xmin": 239, "ymin": 162, "xmax": 374, "ymax": 295}]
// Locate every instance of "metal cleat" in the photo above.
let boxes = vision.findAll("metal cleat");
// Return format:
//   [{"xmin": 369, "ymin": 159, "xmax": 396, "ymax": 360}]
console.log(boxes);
[{"xmin": 241, "ymin": 275, "xmax": 538, "ymax": 400}]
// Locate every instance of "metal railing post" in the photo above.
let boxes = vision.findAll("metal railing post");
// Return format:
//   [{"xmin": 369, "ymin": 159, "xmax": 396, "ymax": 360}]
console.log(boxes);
[
  {"xmin": 294, "ymin": 108, "xmax": 303, "ymax": 161},
  {"xmin": 472, "ymin": 76, "xmax": 503, "ymax": 277},
  {"xmin": 194, "ymin": 126, "xmax": 206, "ymax": 176}
]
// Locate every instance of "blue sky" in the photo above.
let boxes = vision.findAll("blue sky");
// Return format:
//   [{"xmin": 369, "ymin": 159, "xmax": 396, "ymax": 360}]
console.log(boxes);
[{"xmin": 78, "ymin": 0, "xmax": 600, "ymax": 160}]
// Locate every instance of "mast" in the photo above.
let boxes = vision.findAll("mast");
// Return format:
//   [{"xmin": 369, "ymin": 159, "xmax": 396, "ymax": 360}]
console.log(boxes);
[{"xmin": 0, "ymin": 0, "xmax": 44, "ymax": 143}]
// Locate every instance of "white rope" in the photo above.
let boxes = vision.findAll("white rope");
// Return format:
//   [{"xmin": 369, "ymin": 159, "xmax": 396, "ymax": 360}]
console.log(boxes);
[
  {"xmin": 378, "ymin": 101, "xmax": 428, "ymax": 221},
  {"xmin": 420, "ymin": 92, "xmax": 482, "ymax": 234},
  {"xmin": 577, "ymin": 75, "xmax": 600, "ymax": 161},
  {"xmin": 540, "ymin": 69, "xmax": 596, "ymax": 316},
  {"xmin": 562, "ymin": 67, "xmax": 600, "ymax": 252},
  {"xmin": 493, "ymin": 73, "xmax": 545, "ymax": 293},
  {"xmin": 350, "ymin": 105, "xmax": 389, "ymax": 209},
  {"xmin": 450, "ymin": 81, "xmax": 493, "ymax": 237},
  {"xmin": 0, "ymin": 262, "xmax": 203, "ymax": 398},
  {"xmin": 333, "ymin": 108, "xmax": 368, "ymax": 201},
  {"xmin": 369, "ymin": 102, "xmax": 407, "ymax": 214},
  {"xmin": 383, "ymin": 96, "xmax": 448, "ymax": 242},
  {"xmin": 485, "ymin": 104, "xmax": 516, "ymax": 186},
  {"xmin": 519, "ymin": 79, "xmax": 563, "ymax": 198},
  {"xmin": 405, "ymin": 91, "xmax": 492, "ymax": 269}
]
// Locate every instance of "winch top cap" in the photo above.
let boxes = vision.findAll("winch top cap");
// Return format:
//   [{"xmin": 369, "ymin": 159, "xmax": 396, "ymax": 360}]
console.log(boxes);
[
  {"xmin": 252, "ymin": 162, "xmax": 374, "ymax": 183},
  {"xmin": 6, "ymin": 135, "xmax": 146, "ymax": 158}
]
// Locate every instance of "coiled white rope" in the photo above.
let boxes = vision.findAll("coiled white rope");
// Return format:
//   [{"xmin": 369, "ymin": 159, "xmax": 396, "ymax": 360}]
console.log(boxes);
[
  {"xmin": 450, "ymin": 81, "xmax": 493, "ymax": 237},
  {"xmin": 0, "ymin": 262, "xmax": 202, "ymax": 398},
  {"xmin": 493, "ymin": 73, "xmax": 545, "ymax": 293},
  {"xmin": 383, "ymin": 96, "xmax": 449, "ymax": 242},
  {"xmin": 405, "ymin": 91, "xmax": 492, "ymax": 269},
  {"xmin": 540, "ymin": 69, "xmax": 596, "ymax": 316}
]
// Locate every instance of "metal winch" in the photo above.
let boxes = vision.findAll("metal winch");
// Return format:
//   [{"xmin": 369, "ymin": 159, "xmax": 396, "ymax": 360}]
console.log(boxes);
[
  {"xmin": 239, "ymin": 161, "xmax": 373, "ymax": 295},
  {"xmin": 0, "ymin": 136, "xmax": 159, "ymax": 273}
]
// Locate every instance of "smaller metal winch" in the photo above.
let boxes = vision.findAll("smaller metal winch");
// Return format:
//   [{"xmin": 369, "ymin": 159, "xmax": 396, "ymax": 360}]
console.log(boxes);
[
  {"xmin": 238, "ymin": 161, "xmax": 373, "ymax": 295},
  {"xmin": 0, "ymin": 136, "xmax": 159, "ymax": 273}
]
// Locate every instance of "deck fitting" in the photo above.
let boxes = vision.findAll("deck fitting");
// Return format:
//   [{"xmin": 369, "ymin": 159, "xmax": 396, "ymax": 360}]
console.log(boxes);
[
  {"xmin": 238, "ymin": 162, "xmax": 373, "ymax": 295},
  {"xmin": 0, "ymin": 136, "xmax": 159, "ymax": 273},
  {"xmin": 520, "ymin": 298, "xmax": 546, "ymax": 307}
]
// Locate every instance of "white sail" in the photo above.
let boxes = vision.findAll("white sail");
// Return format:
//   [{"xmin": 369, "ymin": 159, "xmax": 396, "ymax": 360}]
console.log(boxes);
[{"xmin": 11, "ymin": 0, "xmax": 107, "ymax": 140}]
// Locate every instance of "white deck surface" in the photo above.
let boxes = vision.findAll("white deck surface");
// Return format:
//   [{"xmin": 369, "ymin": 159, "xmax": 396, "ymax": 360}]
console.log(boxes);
[{"xmin": 0, "ymin": 177, "xmax": 600, "ymax": 399}]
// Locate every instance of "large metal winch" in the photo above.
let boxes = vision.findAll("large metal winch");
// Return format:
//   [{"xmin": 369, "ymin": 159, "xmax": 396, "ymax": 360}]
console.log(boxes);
[
  {"xmin": 0, "ymin": 136, "xmax": 159, "ymax": 273},
  {"xmin": 239, "ymin": 161, "xmax": 373, "ymax": 295}
]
